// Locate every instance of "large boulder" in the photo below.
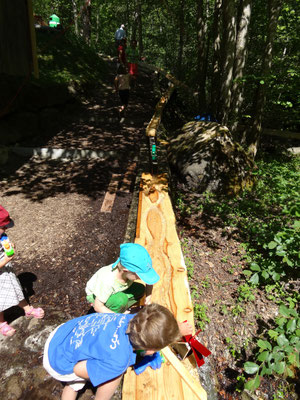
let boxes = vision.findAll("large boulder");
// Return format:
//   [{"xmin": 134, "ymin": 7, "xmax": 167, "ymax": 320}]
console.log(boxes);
[{"xmin": 167, "ymin": 121, "xmax": 255, "ymax": 195}]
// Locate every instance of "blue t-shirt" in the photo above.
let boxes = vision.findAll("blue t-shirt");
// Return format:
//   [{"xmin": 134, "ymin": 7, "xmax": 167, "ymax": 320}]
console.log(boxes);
[{"xmin": 48, "ymin": 313, "xmax": 136, "ymax": 387}]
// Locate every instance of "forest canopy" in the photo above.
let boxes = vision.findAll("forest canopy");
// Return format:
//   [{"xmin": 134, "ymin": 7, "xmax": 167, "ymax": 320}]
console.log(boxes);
[{"xmin": 33, "ymin": 0, "xmax": 299, "ymax": 158}]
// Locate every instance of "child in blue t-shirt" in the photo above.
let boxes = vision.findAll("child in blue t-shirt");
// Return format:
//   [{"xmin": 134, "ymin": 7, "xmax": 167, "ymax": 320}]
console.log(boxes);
[{"xmin": 43, "ymin": 303, "xmax": 183, "ymax": 400}]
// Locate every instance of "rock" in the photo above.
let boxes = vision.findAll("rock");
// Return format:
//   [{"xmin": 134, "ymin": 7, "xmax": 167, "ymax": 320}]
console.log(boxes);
[
  {"xmin": 167, "ymin": 121, "xmax": 255, "ymax": 195},
  {"xmin": 5, "ymin": 375, "xmax": 23, "ymax": 400},
  {"xmin": 241, "ymin": 389, "xmax": 261, "ymax": 400}
]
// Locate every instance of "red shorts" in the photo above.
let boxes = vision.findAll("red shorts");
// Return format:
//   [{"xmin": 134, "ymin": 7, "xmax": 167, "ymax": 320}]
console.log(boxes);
[{"xmin": 128, "ymin": 63, "xmax": 138, "ymax": 76}]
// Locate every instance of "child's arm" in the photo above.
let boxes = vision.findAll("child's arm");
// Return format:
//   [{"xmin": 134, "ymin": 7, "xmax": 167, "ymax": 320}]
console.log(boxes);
[
  {"xmin": 94, "ymin": 297, "xmax": 114, "ymax": 313},
  {"xmin": 178, "ymin": 320, "xmax": 193, "ymax": 336},
  {"xmin": 144, "ymin": 284, "xmax": 153, "ymax": 305},
  {"xmin": 0, "ymin": 254, "xmax": 14, "ymax": 268}
]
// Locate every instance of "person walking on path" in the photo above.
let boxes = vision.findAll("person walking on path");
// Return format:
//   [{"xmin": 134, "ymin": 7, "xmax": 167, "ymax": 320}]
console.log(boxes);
[
  {"xmin": 117, "ymin": 38, "xmax": 127, "ymax": 68},
  {"xmin": 126, "ymin": 39, "xmax": 140, "ymax": 87},
  {"xmin": 114, "ymin": 24, "xmax": 126, "ymax": 48},
  {"xmin": 114, "ymin": 64, "xmax": 131, "ymax": 115},
  {"xmin": 85, "ymin": 243, "xmax": 159, "ymax": 314},
  {"xmin": 43, "ymin": 303, "xmax": 184, "ymax": 400},
  {"xmin": 0, "ymin": 205, "xmax": 44, "ymax": 337}
]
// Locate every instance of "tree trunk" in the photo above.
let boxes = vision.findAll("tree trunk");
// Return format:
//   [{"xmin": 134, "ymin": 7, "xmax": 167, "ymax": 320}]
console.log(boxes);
[
  {"xmin": 72, "ymin": 0, "xmax": 78, "ymax": 35},
  {"xmin": 132, "ymin": 0, "xmax": 138, "ymax": 41},
  {"xmin": 230, "ymin": 0, "xmax": 252, "ymax": 133},
  {"xmin": 210, "ymin": 0, "xmax": 223, "ymax": 118},
  {"xmin": 218, "ymin": 0, "xmax": 237, "ymax": 125},
  {"xmin": 177, "ymin": 0, "xmax": 185, "ymax": 80},
  {"xmin": 247, "ymin": 0, "xmax": 282, "ymax": 159},
  {"xmin": 137, "ymin": 0, "xmax": 143, "ymax": 54},
  {"xmin": 196, "ymin": 0, "xmax": 207, "ymax": 112},
  {"xmin": 82, "ymin": 0, "xmax": 91, "ymax": 45}
]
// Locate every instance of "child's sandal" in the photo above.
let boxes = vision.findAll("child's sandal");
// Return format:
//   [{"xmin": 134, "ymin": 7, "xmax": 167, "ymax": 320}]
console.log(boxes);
[
  {"xmin": 25, "ymin": 306, "xmax": 44, "ymax": 319},
  {"xmin": 0, "ymin": 321, "xmax": 16, "ymax": 337}
]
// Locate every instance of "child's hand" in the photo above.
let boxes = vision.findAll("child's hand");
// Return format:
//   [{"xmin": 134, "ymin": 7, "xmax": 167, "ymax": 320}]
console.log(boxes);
[
  {"xmin": 144, "ymin": 295, "xmax": 152, "ymax": 305},
  {"xmin": 178, "ymin": 320, "xmax": 193, "ymax": 337},
  {"xmin": 0, "ymin": 254, "xmax": 14, "ymax": 268},
  {"xmin": 134, "ymin": 352, "xmax": 162, "ymax": 375}
]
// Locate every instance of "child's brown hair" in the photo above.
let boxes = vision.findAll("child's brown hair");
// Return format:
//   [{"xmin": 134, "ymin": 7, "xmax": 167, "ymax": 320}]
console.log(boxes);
[{"xmin": 128, "ymin": 303, "xmax": 181, "ymax": 350}]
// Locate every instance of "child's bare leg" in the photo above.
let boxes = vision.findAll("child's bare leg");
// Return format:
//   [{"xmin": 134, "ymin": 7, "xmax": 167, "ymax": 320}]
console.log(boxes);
[
  {"xmin": 19, "ymin": 299, "xmax": 44, "ymax": 318},
  {"xmin": 18, "ymin": 299, "xmax": 29, "ymax": 310},
  {"xmin": 61, "ymin": 384, "xmax": 77, "ymax": 400},
  {"xmin": 95, "ymin": 375, "xmax": 123, "ymax": 400}
]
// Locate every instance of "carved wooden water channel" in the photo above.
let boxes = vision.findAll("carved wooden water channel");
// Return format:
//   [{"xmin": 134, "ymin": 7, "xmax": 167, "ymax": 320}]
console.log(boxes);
[{"xmin": 122, "ymin": 81, "xmax": 207, "ymax": 400}]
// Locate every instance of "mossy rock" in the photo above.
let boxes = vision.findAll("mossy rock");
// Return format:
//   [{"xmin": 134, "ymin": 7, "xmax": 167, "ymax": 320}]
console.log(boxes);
[{"xmin": 168, "ymin": 121, "xmax": 255, "ymax": 195}]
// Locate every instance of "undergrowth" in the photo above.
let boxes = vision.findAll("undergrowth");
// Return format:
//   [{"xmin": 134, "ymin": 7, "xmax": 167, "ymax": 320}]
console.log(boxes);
[
  {"xmin": 35, "ymin": 30, "xmax": 108, "ymax": 85},
  {"xmin": 177, "ymin": 153, "xmax": 300, "ymax": 393}
]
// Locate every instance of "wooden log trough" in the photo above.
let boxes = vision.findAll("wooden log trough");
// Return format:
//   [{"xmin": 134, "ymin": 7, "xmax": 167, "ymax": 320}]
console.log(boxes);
[{"xmin": 122, "ymin": 75, "xmax": 207, "ymax": 400}]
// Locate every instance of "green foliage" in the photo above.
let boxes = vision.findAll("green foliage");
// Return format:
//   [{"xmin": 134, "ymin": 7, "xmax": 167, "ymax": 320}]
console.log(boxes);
[
  {"xmin": 194, "ymin": 303, "xmax": 210, "ymax": 331},
  {"xmin": 35, "ymin": 30, "xmax": 108, "ymax": 85},
  {"xmin": 197, "ymin": 155, "xmax": 300, "ymax": 286},
  {"xmin": 34, "ymin": 0, "xmax": 300, "ymax": 131},
  {"xmin": 243, "ymin": 304, "xmax": 300, "ymax": 391},
  {"xmin": 237, "ymin": 283, "xmax": 256, "ymax": 302},
  {"xmin": 225, "ymin": 337, "xmax": 241, "ymax": 359}
]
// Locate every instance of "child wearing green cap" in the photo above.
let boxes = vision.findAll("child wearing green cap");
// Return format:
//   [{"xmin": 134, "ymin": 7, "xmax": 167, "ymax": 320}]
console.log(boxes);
[{"xmin": 85, "ymin": 243, "xmax": 159, "ymax": 314}]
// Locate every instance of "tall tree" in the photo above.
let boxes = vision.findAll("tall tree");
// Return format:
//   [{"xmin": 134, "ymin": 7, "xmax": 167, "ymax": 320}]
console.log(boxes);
[
  {"xmin": 177, "ymin": 0, "xmax": 185, "ymax": 79},
  {"xmin": 210, "ymin": 0, "xmax": 223, "ymax": 117},
  {"xmin": 230, "ymin": 0, "xmax": 252, "ymax": 132},
  {"xmin": 218, "ymin": 0, "xmax": 237, "ymax": 125},
  {"xmin": 82, "ymin": 0, "xmax": 92, "ymax": 44},
  {"xmin": 71, "ymin": 0, "xmax": 79, "ymax": 35},
  {"xmin": 136, "ymin": 0, "xmax": 143, "ymax": 54},
  {"xmin": 196, "ymin": 0, "xmax": 208, "ymax": 111},
  {"xmin": 247, "ymin": 0, "xmax": 283, "ymax": 158}
]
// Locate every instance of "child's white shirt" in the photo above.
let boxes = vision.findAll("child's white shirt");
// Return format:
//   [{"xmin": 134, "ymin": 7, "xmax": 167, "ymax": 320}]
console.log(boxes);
[{"xmin": 117, "ymin": 74, "xmax": 130, "ymax": 90}]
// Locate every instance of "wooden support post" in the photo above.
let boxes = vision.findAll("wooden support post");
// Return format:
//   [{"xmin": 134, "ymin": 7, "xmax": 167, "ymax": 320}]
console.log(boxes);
[{"xmin": 26, "ymin": 0, "xmax": 39, "ymax": 78}]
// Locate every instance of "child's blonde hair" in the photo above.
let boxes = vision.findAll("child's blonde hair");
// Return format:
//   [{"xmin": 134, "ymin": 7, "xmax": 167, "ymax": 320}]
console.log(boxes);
[{"xmin": 128, "ymin": 303, "xmax": 181, "ymax": 350}]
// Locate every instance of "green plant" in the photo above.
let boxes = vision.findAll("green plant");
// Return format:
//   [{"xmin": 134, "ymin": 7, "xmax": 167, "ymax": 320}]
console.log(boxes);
[
  {"xmin": 232, "ymin": 304, "xmax": 245, "ymax": 316},
  {"xmin": 243, "ymin": 220, "xmax": 300, "ymax": 285},
  {"xmin": 225, "ymin": 337, "xmax": 240, "ymax": 359},
  {"xmin": 228, "ymin": 264, "xmax": 240, "ymax": 274},
  {"xmin": 220, "ymin": 304, "xmax": 229, "ymax": 315},
  {"xmin": 194, "ymin": 303, "xmax": 210, "ymax": 331},
  {"xmin": 185, "ymin": 257, "xmax": 194, "ymax": 278},
  {"xmin": 272, "ymin": 382, "xmax": 294, "ymax": 400},
  {"xmin": 200, "ymin": 276, "xmax": 210, "ymax": 289},
  {"xmin": 191, "ymin": 286, "xmax": 201, "ymax": 299},
  {"xmin": 237, "ymin": 283, "xmax": 256, "ymax": 302},
  {"xmin": 243, "ymin": 304, "xmax": 300, "ymax": 391}
]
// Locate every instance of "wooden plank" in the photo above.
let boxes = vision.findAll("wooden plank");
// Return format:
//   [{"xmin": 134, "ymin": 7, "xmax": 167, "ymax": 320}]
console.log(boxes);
[
  {"xmin": 122, "ymin": 172, "xmax": 207, "ymax": 400},
  {"xmin": 161, "ymin": 346, "xmax": 207, "ymax": 400},
  {"xmin": 100, "ymin": 174, "xmax": 121, "ymax": 213}
]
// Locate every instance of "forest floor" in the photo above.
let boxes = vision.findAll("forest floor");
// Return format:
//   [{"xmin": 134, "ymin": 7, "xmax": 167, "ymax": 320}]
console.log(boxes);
[
  {"xmin": 173, "ymin": 179, "xmax": 299, "ymax": 400},
  {"xmin": 0, "ymin": 60, "xmax": 298, "ymax": 400}
]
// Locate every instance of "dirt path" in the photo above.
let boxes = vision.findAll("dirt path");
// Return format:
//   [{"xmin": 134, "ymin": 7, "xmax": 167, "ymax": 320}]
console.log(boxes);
[{"xmin": 0, "ymin": 64, "xmax": 157, "ymax": 400}]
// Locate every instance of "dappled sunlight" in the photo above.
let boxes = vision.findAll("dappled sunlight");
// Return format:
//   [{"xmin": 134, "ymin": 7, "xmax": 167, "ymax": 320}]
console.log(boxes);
[{"xmin": 0, "ymin": 158, "xmax": 112, "ymax": 201}]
